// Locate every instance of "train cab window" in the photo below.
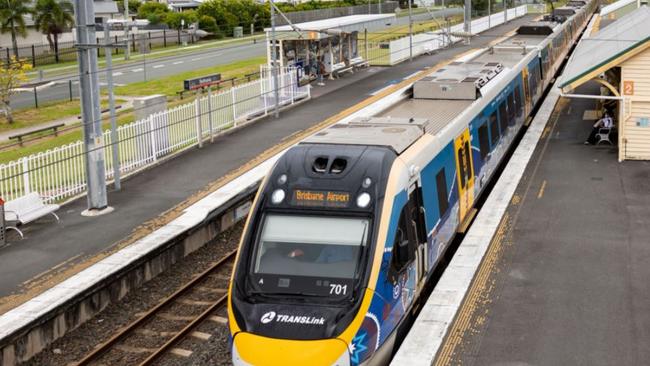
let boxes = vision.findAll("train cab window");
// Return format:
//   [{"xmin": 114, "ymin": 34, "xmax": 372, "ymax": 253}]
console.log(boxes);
[
  {"xmin": 436, "ymin": 168, "xmax": 449, "ymax": 219},
  {"xmin": 507, "ymin": 93, "xmax": 516, "ymax": 124},
  {"xmin": 252, "ymin": 214, "xmax": 370, "ymax": 296},
  {"xmin": 498, "ymin": 101, "xmax": 508, "ymax": 134},
  {"xmin": 478, "ymin": 123, "xmax": 490, "ymax": 160},
  {"xmin": 514, "ymin": 86, "xmax": 523, "ymax": 118},
  {"xmin": 489, "ymin": 112, "xmax": 500, "ymax": 146}
]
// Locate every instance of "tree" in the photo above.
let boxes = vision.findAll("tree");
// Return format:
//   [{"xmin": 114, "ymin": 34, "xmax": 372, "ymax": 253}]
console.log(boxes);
[
  {"xmin": 137, "ymin": 2, "xmax": 169, "ymax": 25},
  {"xmin": 198, "ymin": 15, "xmax": 217, "ymax": 34},
  {"xmin": 128, "ymin": 0, "xmax": 141, "ymax": 14},
  {"xmin": 0, "ymin": 0, "xmax": 33, "ymax": 58},
  {"xmin": 0, "ymin": 57, "xmax": 31, "ymax": 124},
  {"xmin": 164, "ymin": 11, "xmax": 198, "ymax": 30},
  {"xmin": 34, "ymin": 0, "xmax": 74, "ymax": 62}
]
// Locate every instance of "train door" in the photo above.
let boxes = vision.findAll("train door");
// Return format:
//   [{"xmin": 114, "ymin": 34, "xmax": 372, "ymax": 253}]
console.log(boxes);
[
  {"xmin": 407, "ymin": 182, "xmax": 428, "ymax": 291},
  {"xmin": 454, "ymin": 128, "xmax": 475, "ymax": 224}
]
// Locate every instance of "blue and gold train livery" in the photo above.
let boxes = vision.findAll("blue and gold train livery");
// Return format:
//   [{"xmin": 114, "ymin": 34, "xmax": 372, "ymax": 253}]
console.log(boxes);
[{"xmin": 227, "ymin": 2, "xmax": 596, "ymax": 364}]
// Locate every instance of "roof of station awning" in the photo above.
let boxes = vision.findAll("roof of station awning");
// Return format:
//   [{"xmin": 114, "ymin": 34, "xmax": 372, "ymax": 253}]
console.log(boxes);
[
  {"xmin": 600, "ymin": 0, "xmax": 637, "ymax": 17},
  {"xmin": 558, "ymin": 6, "xmax": 650, "ymax": 92},
  {"xmin": 264, "ymin": 14, "xmax": 396, "ymax": 40}
]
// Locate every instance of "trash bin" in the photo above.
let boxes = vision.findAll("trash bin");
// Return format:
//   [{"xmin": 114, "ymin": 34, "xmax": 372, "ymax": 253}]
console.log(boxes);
[{"xmin": 233, "ymin": 26, "xmax": 244, "ymax": 38}]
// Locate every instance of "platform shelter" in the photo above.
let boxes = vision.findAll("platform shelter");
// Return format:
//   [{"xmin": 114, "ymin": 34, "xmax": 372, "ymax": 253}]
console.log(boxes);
[
  {"xmin": 559, "ymin": 6, "xmax": 650, "ymax": 161},
  {"xmin": 264, "ymin": 14, "xmax": 395, "ymax": 81}
]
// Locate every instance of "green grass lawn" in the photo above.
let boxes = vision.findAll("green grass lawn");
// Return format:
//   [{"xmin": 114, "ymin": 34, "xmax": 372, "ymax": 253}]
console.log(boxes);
[
  {"xmin": 114, "ymin": 56, "xmax": 266, "ymax": 97},
  {"xmin": 0, "ymin": 110, "xmax": 135, "ymax": 164},
  {"xmin": 0, "ymin": 98, "xmax": 125, "ymax": 133}
]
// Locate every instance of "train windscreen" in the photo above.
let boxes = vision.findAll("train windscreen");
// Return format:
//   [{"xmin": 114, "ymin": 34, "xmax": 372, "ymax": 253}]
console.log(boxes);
[{"xmin": 249, "ymin": 214, "xmax": 369, "ymax": 298}]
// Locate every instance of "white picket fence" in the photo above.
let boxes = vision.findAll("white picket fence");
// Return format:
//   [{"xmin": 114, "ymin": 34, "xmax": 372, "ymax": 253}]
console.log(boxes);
[
  {"xmin": 387, "ymin": 5, "xmax": 529, "ymax": 65},
  {"xmin": 0, "ymin": 67, "xmax": 309, "ymax": 204}
]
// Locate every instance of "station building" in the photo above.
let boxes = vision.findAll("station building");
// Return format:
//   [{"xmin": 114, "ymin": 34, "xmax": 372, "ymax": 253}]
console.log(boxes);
[{"xmin": 559, "ymin": 6, "xmax": 650, "ymax": 161}]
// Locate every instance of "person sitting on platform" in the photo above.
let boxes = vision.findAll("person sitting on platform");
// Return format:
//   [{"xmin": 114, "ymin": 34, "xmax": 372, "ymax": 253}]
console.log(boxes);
[{"xmin": 585, "ymin": 112, "xmax": 614, "ymax": 145}]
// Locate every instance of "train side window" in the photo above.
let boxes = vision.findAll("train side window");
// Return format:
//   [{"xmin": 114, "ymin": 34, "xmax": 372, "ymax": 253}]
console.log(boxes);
[
  {"xmin": 507, "ymin": 93, "xmax": 516, "ymax": 124},
  {"xmin": 436, "ymin": 168, "xmax": 449, "ymax": 218},
  {"xmin": 514, "ymin": 85, "xmax": 523, "ymax": 117},
  {"xmin": 478, "ymin": 123, "xmax": 490, "ymax": 160},
  {"xmin": 463, "ymin": 141, "xmax": 473, "ymax": 180},
  {"xmin": 489, "ymin": 112, "xmax": 500, "ymax": 146},
  {"xmin": 409, "ymin": 186, "xmax": 427, "ymax": 245},
  {"xmin": 498, "ymin": 101, "xmax": 508, "ymax": 134},
  {"xmin": 457, "ymin": 148, "xmax": 467, "ymax": 188},
  {"xmin": 391, "ymin": 209, "xmax": 413, "ymax": 274}
]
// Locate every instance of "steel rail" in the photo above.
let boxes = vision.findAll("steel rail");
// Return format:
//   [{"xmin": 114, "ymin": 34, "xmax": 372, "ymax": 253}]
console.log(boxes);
[
  {"xmin": 139, "ymin": 294, "xmax": 228, "ymax": 365},
  {"xmin": 74, "ymin": 249, "xmax": 237, "ymax": 365}
]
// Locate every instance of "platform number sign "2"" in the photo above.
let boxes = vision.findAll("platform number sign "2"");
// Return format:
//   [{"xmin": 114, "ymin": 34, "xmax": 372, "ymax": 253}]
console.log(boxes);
[{"xmin": 624, "ymin": 80, "xmax": 634, "ymax": 96}]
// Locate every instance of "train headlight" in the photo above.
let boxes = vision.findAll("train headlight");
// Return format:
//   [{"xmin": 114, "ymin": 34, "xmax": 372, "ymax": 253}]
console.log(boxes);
[
  {"xmin": 271, "ymin": 189, "xmax": 285, "ymax": 204},
  {"xmin": 277, "ymin": 174, "xmax": 287, "ymax": 185},
  {"xmin": 362, "ymin": 177, "xmax": 372, "ymax": 188},
  {"xmin": 356, "ymin": 192, "xmax": 371, "ymax": 208}
]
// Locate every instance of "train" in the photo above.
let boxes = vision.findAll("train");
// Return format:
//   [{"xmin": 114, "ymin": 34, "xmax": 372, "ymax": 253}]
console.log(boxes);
[{"xmin": 227, "ymin": 1, "xmax": 597, "ymax": 365}]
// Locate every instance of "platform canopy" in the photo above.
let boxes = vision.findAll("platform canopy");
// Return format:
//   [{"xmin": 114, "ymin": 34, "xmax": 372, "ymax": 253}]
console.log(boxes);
[
  {"xmin": 264, "ymin": 14, "xmax": 395, "ymax": 40},
  {"xmin": 600, "ymin": 0, "xmax": 637, "ymax": 17},
  {"xmin": 558, "ymin": 6, "xmax": 650, "ymax": 92}
]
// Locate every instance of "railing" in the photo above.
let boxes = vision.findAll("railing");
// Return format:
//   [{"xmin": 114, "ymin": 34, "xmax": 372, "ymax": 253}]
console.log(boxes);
[
  {"xmin": 367, "ymin": 5, "xmax": 529, "ymax": 66},
  {"xmin": 0, "ymin": 67, "xmax": 308, "ymax": 204}
]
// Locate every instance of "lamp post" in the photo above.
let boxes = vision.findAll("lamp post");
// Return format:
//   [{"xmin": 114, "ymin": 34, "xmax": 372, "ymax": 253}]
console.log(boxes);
[{"xmin": 270, "ymin": 0, "xmax": 279, "ymax": 118}]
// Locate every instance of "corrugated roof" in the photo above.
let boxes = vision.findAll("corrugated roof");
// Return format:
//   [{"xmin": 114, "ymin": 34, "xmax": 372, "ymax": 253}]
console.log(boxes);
[
  {"xmin": 559, "ymin": 6, "xmax": 650, "ymax": 90},
  {"xmin": 265, "ymin": 14, "xmax": 394, "ymax": 33},
  {"xmin": 600, "ymin": 0, "xmax": 637, "ymax": 16}
]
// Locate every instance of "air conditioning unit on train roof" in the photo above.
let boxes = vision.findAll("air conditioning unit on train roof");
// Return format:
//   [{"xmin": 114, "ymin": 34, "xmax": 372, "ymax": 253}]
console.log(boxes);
[{"xmin": 413, "ymin": 61, "xmax": 503, "ymax": 100}]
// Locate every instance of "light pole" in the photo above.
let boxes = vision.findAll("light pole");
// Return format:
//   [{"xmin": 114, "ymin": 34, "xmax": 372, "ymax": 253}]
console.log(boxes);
[
  {"xmin": 104, "ymin": 22, "xmax": 121, "ymax": 191},
  {"xmin": 270, "ymin": 0, "xmax": 280, "ymax": 118},
  {"xmin": 74, "ymin": 0, "xmax": 110, "ymax": 215},
  {"xmin": 408, "ymin": 0, "xmax": 413, "ymax": 61},
  {"xmin": 123, "ymin": 0, "xmax": 129, "ymax": 60}
]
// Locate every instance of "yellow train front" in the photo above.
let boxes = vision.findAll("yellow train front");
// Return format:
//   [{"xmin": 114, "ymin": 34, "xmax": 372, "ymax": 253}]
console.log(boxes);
[{"xmin": 227, "ymin": 140, "xmax": 407, "ymax": 366}]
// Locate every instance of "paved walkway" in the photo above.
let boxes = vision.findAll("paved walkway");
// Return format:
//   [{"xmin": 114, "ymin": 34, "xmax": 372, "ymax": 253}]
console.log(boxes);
[
  {"xmin": 0, "ymin": 16, "xmax": 535, "ymax": 313},
  {"xmin": 437, "ymin": 83, "xmax": 650, "ymax": 365}
]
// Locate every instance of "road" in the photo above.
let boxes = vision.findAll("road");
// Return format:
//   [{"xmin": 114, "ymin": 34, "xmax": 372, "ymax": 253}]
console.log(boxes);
[
  {"xmin": 12, "ymin": 40, "xmax": 266, "ymax": 108},
  {"xmin": 12, "ymin": 7, "xmax": 464, "ymax": 109}
]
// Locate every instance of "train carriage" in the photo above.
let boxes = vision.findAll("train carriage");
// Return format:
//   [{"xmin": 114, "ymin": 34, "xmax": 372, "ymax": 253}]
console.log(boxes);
[{"xmin": 228, "ymin": 2, "xmax": 597, "ymax": 365}]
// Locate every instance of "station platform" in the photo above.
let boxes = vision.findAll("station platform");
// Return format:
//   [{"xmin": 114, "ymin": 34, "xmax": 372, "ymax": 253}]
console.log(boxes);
[
  {"xmin": 0, "ymin": 15, "xmax": 537, "ymax": 315},
  {"xmin": 410, "ymin": 82, "xmax": 650, "ymax": 365}
]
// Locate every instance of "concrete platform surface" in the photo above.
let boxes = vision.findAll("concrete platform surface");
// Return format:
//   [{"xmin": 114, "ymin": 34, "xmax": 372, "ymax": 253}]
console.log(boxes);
[
  {"xmin": 0, "ymin": 16, "xmax": 537, "ymax": 315},
  {"xmin": 433, "ymin": 82, "xmax": 650, "ymax": 365}
]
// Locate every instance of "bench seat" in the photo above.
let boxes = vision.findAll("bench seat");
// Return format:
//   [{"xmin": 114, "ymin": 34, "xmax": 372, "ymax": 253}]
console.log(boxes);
[{"xmin": 3, "ymin": 192, "xmax": 59, "ymax": 239}]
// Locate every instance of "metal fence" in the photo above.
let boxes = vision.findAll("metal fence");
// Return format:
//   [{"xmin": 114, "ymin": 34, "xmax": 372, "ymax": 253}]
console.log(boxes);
[
  {"xmin": 0, "ymin": 67, "xmax": 308, "ymax": 204},
  {"xmin": 365, "ymin": 5, "xmax": 528, "ymax": 66},
  {"xmin": 278, "ymin": 2, "xmax": 399, "ymax": 25}
]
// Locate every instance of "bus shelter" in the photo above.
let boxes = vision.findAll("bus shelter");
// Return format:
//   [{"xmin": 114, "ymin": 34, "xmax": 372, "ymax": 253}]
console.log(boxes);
[{"xmin": 265, "ymin": 14, "xmax": 395, "ymax": 81}]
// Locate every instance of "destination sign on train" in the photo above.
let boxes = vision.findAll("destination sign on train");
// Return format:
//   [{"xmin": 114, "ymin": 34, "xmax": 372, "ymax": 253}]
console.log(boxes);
[{"xmin": 292, "ymin": 189, "xmax": 350, "ymax": 208}]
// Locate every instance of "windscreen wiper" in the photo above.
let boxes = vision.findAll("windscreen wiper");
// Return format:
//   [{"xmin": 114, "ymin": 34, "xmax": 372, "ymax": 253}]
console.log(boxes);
[{"xmin": 248, "ymin": 290, "xmax": 326, "ymax": 298}]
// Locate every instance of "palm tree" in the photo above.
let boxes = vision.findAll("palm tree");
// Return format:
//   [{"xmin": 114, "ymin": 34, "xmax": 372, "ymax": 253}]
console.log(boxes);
[
  {"xmin": 34, "ymin": 0, "xmax": 74, "ymax": 63},
  {"xmin": 0, "ymin": 0, "xmax": 33, "ymax": 58}
]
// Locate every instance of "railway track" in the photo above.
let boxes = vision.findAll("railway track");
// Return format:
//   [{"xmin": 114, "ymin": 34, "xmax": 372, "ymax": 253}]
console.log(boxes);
[{"xmin": 75, "ymin": 249, "xmax": 237, "ymax": 366}]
